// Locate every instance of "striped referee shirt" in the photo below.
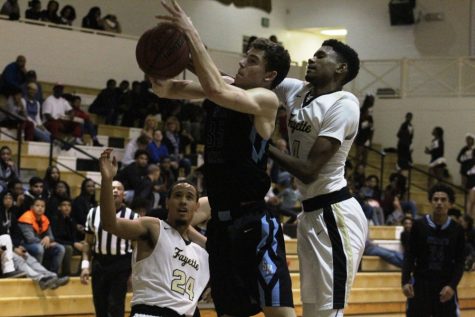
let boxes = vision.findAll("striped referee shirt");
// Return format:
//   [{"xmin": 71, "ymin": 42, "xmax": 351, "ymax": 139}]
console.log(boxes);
[{"xmin": 85, "ymin": 206, "xmax": 138, "ymax": 256}]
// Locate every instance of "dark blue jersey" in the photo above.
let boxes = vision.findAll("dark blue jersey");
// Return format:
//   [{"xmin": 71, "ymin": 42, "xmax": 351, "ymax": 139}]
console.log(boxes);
[{"xmin": 203, "ymin": 99, "xmax": 270, "ymax": 210}]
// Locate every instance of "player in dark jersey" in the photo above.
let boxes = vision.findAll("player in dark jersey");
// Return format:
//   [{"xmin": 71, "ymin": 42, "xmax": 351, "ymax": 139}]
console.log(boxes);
[
  {"xmin": 152, "ymin": 2, "xmax": 295, "ymax": 317},
  {"xmin": 402, "ymin": 184, "xmax": 466, "ymax": 317}
]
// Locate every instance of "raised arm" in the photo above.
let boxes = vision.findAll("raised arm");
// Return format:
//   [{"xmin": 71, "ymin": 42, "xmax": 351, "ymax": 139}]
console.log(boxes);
[
  {"xmin": 157, "ymin": 1, "xmax": 278, "ymax": 120},
  {"xmin": 99, "ymin": 149, "xmax": 153, "ymax": 240}
]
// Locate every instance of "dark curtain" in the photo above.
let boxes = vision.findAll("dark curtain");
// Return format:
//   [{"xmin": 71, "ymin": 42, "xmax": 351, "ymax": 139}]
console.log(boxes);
[{"xmin": 214, "ymin": 0, "xmax": 271, "ymax": 13}]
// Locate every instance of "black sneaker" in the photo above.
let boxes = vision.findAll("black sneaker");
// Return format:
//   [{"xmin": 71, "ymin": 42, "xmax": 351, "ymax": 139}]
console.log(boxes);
[
  {"xmin": 50, "ymin": 276, "xmax": 69, "ymax": 289},
  {"xmin": 38, "ymin": 276, "xmax": 57, "ymax": 290},
  {"xmin": 1, "ymin": 270, "xmax": 26, "ymax": 278}
]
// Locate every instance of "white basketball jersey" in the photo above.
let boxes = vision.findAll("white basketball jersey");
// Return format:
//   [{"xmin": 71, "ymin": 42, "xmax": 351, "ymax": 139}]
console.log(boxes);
[
  {"xmin": 130, "ymin": 220, "xmax": 209, "ymax": 316},
  {"xmin": 275, "ymin": 78, "xmax": 360, "ymax": 199}
]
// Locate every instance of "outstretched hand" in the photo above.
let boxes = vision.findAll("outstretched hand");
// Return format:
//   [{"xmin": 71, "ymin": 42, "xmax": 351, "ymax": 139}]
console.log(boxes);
[
  {"xmin": 157, "ymin": 0, "xmax": 195, "ymax": 34},
  {"xmin": 99, "ymin": 149, "xmax": 118, "ymax": 180}
]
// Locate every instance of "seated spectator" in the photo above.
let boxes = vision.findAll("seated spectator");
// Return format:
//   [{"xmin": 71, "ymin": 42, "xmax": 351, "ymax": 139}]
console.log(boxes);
[
  {"xmin": 134, "ymin": 164, "xmax": 161, "ymax": 212},
  {"xmin": 119, "ymin": 81, "xmax": 142, "ymax": 127},
  {"xmin": 0, "ymin": 234, "xmax": 28, "ymax": 278},
  {"xmin": 52, "ymin": 198, "xmax": 83, "ymax": 276},
  {"xmin": 364, "ymin": 238, "xmax": 403, "ymax": 268},
  {"xmin": 81, "ymin": 6, "xmax": 103, "ymax": 30},
  {"xmin": 21, "ymin": 70, "xmax": 44, "ymax": 103},
  {"xmin": 43, "ymin": 165, "xmax": 60, "ymax": 199},
  {"xmin": 40, "ymin": 0, "xmax": 60, "ymax": 23},
  {"xmin": 69, "ymin": 96, "xmax": 102, "ymax": 146},
  {"xmin": 115, "ymin": 149, "xmax": 149, "ymax": 204},
  {"xmin": 121, "ymin": 134, "xmax": 150, "ymax": 167},
  {"xmin": 357, "ymin": 175, "xmax": 384, "ymax": 225},
  {"xmin": 163, "ymin": 116, "xmax": 192, "ymax": 176},
  {"xmin": 269, "ymin": 138, "xmax": 289, "ymax": 183},
  {"xmin": 0, "ymin": 0, "xmax": 20, "ymax": 20},
  {"xmin": 23, "ymin": 83, "xmax": 50, "ymax": 142},
  {"xmin": 382, "ymin": 172, "xmax": 416, "ymax": 220},
  {"xmin": 25, "ymin": 0, "xmax": 41, "ymax": 20},
  {"xmin": 17, "ymin": 197, "xmax": 65, "ymax": 274},
  {"xmin": 2, "ymin": 88, "xmax": 35, "ymax": 141},
  {"xmin": 102, "ymin": 14, "xmax": 121, "ymax": 33},
  {"xmin": 352, "ymin": 163, "xmax": 366, "ymax": 192},
  {"xmin": 6, "ymin": 179, "xmax": 24, "ymax": 208},
  {"xmin": 71, "ymin": 178, "xmax": 97, "ymax": 240},
  {"xmin": 59, "ymin": 4, "xmax": 75, "ymax": 26},
  {"xmin": 42, "ymin": 84, "xmax": 82, "ymax": 144},
  {"xmin": 157, "ymin": 156, "xmax": 176, "ymax": 207},
  {"xmin": 21, "ymin": 176, "xmax": 44, "ymax": 213},
  {"xmin": 0, "ymin": 55, "xmax": 26, "ymax": 96},
  {"xmin": 147, "ymin": 129, "xmax": 169, "ymax": 164},
  {"xmin": 267, "ymin": 174, "xmax": 301, "ymax": 224},
  {"xmin": 88, "ymin": 79, "xmax": 119, "ymax": 124},
  {"xmin": 142, "ymin": 114, "xmax": 160, "ymax": 140},
  {"xmin": 0, "ymin": 146, "xmax": 18, "ymax": 193},
  {"xmin": 400, "ymin": 216, "xmax": 413, "ymax": 252},
  {"xmin": 45, "ymin": 180, "xmax": 71, "ymax": 227}
]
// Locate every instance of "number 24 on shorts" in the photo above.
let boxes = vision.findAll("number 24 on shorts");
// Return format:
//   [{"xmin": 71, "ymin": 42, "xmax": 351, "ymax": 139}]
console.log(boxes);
[{"xmin": 171, "ymin": 269, "xmax": 195, "ymax": 300}]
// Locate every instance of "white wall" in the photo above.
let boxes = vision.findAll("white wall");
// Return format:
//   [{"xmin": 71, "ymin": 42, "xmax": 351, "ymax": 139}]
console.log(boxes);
[
  {"xmin": 284, "ymin": 0, "xmax": 470, "ymax": 60},
  {"xmin": 371, "ymin": 96, "xmax": 475, "ymax": 184}
]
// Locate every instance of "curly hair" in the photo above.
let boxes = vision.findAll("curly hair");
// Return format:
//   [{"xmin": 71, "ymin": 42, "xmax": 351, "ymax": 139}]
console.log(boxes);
[
  {"xmin": 428, "ymin": 184, "xmax": 455, "ymax": 204},
  {"xmin": 251, "ymin": 38, "xmax": 291, "ymax": 89}
]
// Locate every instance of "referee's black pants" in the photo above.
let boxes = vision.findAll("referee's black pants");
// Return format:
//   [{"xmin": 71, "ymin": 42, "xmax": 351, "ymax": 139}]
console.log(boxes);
[{"xmin": 91, "ymin": 254, "xmax": 131, "ymax": 317}]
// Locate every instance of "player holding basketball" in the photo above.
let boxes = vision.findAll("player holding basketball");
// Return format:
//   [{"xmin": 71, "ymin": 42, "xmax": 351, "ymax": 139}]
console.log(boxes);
[
  {"xmin": 98, "ymin": 149, "xmax": 209, "ymax": 317},
  {"xmin": 152, "ymin": 1, "xmax": 295, "ymax": 317},
  {"xmin": 270, "ymin": 41, "xmax": 368, "ymax": 317}
]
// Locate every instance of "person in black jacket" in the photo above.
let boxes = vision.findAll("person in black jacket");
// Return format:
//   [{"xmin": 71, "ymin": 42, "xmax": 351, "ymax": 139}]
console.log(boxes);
[
  {"xmin": 115, "ymin": 150, "xmax": 149, "ymax": 204},
  {"xmin": 52, "ymin": 198, "xmax": 83, "ymax": 276},
  {"xmin": 396, "ymin": 112, "xmax": 414, "ymax": 171},
  {"xmin": 402, "ymin": 184, "xmax": 465, "ymax": 317},
  {"xmin": 71, "ymin": 178, "xmax": 97, "ymax": 240}
]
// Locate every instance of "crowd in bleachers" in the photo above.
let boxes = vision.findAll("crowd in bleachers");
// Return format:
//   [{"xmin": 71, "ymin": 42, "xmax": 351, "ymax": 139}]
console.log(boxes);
[{"xmin": 1, "ymin": 0, "xmax": 121, "ymax": 33}]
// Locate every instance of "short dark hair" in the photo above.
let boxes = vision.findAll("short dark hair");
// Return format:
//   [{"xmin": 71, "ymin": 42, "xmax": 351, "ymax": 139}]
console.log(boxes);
[
  {"xmin": 433, "ymin": 126, "xmax": 444, "ymax": 139},
  {"xmin": 167, "ymin": 180, "xmax": 199, "ymax": 202},
  {"xmin": 134, "ymin": 149, "xmax": 150, "ymax": 160},
  {"xmin": 402, "ymin": 216, "xmax": 413, "ymax": 224},
  {"xmin": 29, "ymin": 176, "xmax": 44, "ymax": 187},
  {"xmin": 136, "ymin": 135, "xmax": 150, "ymax": 146},
  {"xmin": 58, "ymin": 197, "xmax": 72, "ymax": 205},
  {"xmin": 428, "ymin": 184, "xmax": 455, "ymax": 204},
  {"xmin": 322, "ymin": 39, "xmax": 360, "ymax": 85},
  {"xmin": 31, "ymin": 197, "xmax": 46, "ymax": 206},
  {"xmin": 251, "ymin": 38, "xmax": 291, "ymax": 89}
]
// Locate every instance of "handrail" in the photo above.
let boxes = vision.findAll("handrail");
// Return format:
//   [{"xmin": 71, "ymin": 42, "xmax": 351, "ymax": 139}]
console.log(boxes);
[{"xmin": 0, "ymin": 107, "xmax": 24, "ymax": 175}]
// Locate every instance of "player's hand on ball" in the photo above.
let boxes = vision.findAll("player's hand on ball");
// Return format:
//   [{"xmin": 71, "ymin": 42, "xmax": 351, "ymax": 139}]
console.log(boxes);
[
  {"xmin": 402, "ymin": 283, "xmax": 414, "ymax": 298},
  {"xmin": 99, "ymin": 149, "xmax": 118, "ymax": 180},
  {"xmin": 157, "ymin": 0, "xmax": 194, "ymax": 34}
]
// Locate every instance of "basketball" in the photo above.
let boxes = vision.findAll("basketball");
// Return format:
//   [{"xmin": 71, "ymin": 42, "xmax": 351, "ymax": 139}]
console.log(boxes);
[{"xmin": 135, "ymin": 23, "xmax": 190, "ymax": 79}]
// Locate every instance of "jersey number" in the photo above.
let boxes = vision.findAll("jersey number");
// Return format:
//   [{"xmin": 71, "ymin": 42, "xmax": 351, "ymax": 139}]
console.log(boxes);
[
  {"xmin": 292, "ymin": 140, "xmax": 301, "ymax": 158},
  {"xmin": 171, "ymin": 269, "xmax": 195, "ymax": 300}
]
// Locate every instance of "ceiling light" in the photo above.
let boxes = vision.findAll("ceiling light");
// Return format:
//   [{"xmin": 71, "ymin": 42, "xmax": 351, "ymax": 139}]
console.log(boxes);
[{"xmin": 320, "ymin": 29, "xmax": 347, "ymax": 36}]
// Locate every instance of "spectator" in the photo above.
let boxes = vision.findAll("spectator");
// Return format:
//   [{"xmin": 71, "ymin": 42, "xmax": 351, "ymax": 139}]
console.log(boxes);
[
  {"xmin": 17, "ymin": 197, "xmax": 65, "ymax": 274},
  {"xmin": 0, "ymin": 146, "xmax": 18, "ymax": 194},
  {"xmin": 461, "ymin": 215, "xmax": 475, "ymax": 271},
  {"xmin": 88, "ymin": 79, "xmax": 119, "ymax": 124},
  {"xmin": 157, "ymin": 156, "xmax": 176, "ymax": 207},
  {"xmin": 0, "ymin": 55, "xmax": 27, "ymax": 96},
  {"xmin": 23, "ymin": 83, "xmax": 50, "ymax": 142},
  {"xmin": 457, "ymin": 133, "xmax": 475, "ymax": 188},
  {"xmin": 25, "ymin": 0, "xmax": 41, "ymax": 20},
  {"xmin": 21, "ymin": 70, "xmax": 44, "ymax": 103},
  {"xmin": 46, "ymin": 180, "xmax": 71, "ymax": 228},
  {"xmin": 115, "ymin": 149, "xmax": 149, "ymax": 204},
  {"xmin": 43, "ymin": 165, "xmax": 60, "ymax": 199},
  {"xmin": 6, "ymin": 179, "xmax": 24, "ymax": 208},
  {"xmin": 0, "ymin": 0, "xmax": 20, "ymax": 20},
  {"xmin": 42, "ymin": 84, "xmax": 83, "ymax": 144},
  {"xmin": 269, "ymin": 138, "xmax": 289, "ymax": 183},
  {"xmin": 397, "ymin": 112, "xmax": 414, "ymax": 171},
  {"xmin": 119, "ymin": 81, "xmax": 142, "ymax": 127},
  {"xmin": 58, "ymin": 4, "xmax": 75, "ymax": 26},
  {"xmin": 142, "ymin": 114, "xmax": 160, "ymax": 140},
  {"xmin": 354, "ymin": 95, "xmax": 374, "ymax": 165},
  {"xmin": 400, "ymin": 216, "xmax": 413, "ymax": 252},
  {"xmin": 0, "ymin": 234, "xmax": 28, "ymax": 278},
  {"xmin": 40, "ymin": 0, "xmax": 60, "ymax": 24},
  {"xmin": 162, "ymin": 116, "xmax": 192, "ymax": 176},
  {"xmin": 134, "ymin": 164, "xmax": 161, "ymax": 212},
  {"xmin": 402, "ymin": 184, "xmax": 465, "ymax": 316},
  {"xmin": 52, "ymin": 198, "xmax": 83, "ymax": 276},
  {"xmin": 121, "ymin": 134, "xmax": 150, "ymax": 167},
  {"xmin": 425, "ymin": 126, "xmax": 447, "ymax": 189},
  {"xmin": 358, "ymin": 175, "xmax": 384, "ymax": 225},
  {"xmin": 364, "ymin": 239, "xmax": 403, "ymax": 268},
  {"xmin": 102, "ymin": 14, "xmax": 121, "ymax": 33},
  {"xmin": 81, "ymin": 6, "xmax": 103, "ymax": 30},
  {"xmin": 21, "ymin": 176, "xmax": 44, "ymax": 213},
  {"xmin": 70, "ymin": 96, "xmax": 103, "ymax": 146},
  {"xmin": 146, "ymin": 129, "xmax": 169, "ymax": 164},
  {"xmin": 1, "ymin": 88, "xmax": 35, "ymax": 141},
  {"xmin": 71, "ymin": 178, "xmax": 97, "ymax": 240},
  {"xmin": 352, "ymin": 163, "xmax": 366, "ymax": 192},
  {"xmin": 267, "ymin": 174, "xmax": 301, "ymax": 224}
]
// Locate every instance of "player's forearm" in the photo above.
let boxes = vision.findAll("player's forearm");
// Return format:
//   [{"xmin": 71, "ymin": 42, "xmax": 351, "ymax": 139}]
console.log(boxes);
[
  {"xmin": 269, "ymin": 145, "xmax": 318, "ymax": 184},
  {"xmin": 99, "ymin": 177, "xmax": 118, "ymax": 232}
]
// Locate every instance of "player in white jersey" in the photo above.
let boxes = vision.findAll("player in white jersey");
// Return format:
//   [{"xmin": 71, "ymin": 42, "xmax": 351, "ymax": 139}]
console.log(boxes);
[
  {"xmin": 270, "ymin": 40, "xmax": 368, "ymax": 317},
  {"xmin": 98, "ymin": 149, "xmax": 209, "ymax": 317}
]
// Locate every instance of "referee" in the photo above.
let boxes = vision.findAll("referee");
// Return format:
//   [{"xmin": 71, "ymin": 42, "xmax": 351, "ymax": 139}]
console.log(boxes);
[{"xmin": 80, "ymin": 180, "xmax": 138, "ymax": 317}]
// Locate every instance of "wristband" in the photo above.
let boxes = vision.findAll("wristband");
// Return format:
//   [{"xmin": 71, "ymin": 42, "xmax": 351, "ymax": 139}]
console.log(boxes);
[{"xmin": 81, "ymin": 260, "xmax": 90, "ymax": 270}]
